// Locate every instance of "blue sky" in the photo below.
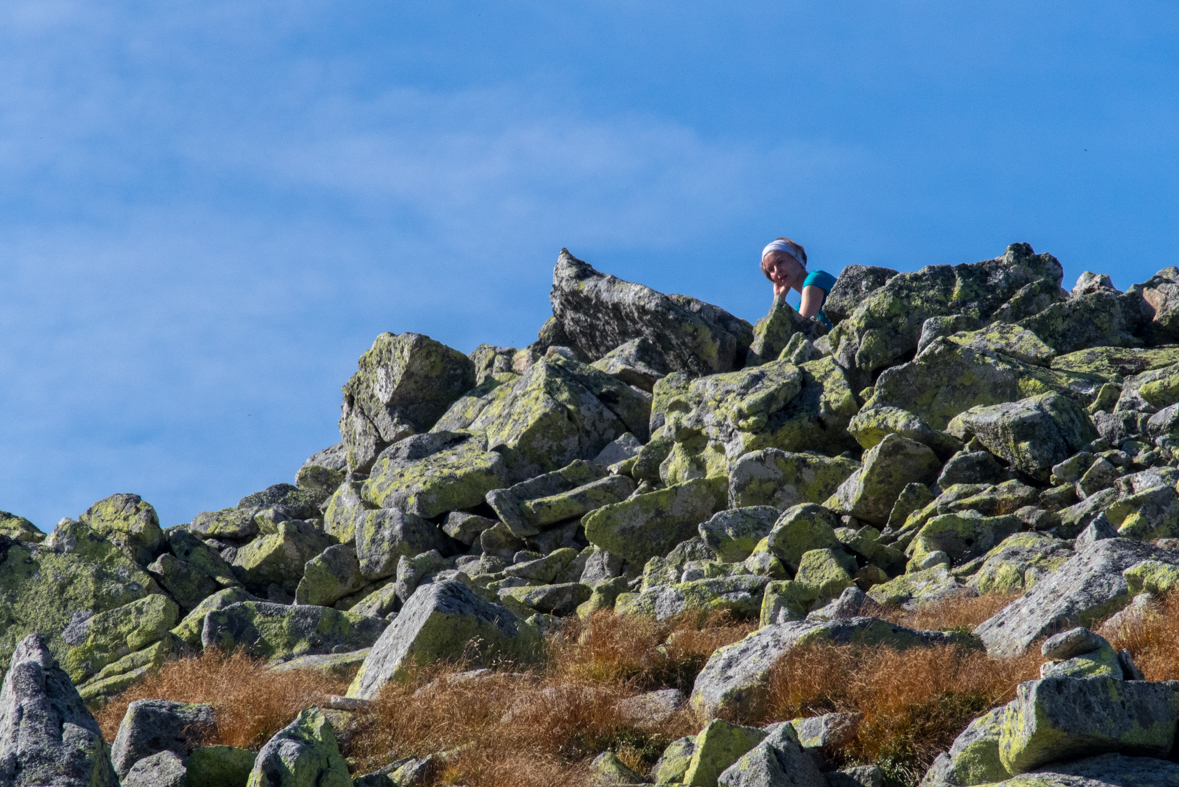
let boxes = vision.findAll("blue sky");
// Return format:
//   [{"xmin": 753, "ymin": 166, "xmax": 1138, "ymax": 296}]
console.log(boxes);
[{"xmin": 2, "ymin": 2, "xmax": 1177, "ymax": 531}]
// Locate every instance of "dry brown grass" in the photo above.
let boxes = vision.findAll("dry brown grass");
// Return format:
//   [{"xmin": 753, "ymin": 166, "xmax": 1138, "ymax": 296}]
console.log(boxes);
[
  {"xmin": 1100, "ymin": 591, "xmax": 1179, "ymax": 681},
  {"xmin": 880, "ymin": 592, "xmax": 1021, "ymax": 633},
  {"xmin": 756, "ymin": 641, "xmax": 1039, "ymax": 786},
  {"xmin": 94, "ymin": 649, "xmax": 351, "ymax": 750}
]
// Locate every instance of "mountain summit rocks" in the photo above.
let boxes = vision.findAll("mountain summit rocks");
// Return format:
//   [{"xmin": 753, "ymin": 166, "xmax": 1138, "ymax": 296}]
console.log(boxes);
[{"xmin": 10, "ymin": 242, "xmax": 1179, "ymax": 785}]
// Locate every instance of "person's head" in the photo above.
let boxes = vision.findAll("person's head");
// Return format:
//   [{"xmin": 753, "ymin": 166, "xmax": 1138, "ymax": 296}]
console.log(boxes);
[{"xmin": 760, "ymin": 237, "xmax": 807, "ymax": 289}]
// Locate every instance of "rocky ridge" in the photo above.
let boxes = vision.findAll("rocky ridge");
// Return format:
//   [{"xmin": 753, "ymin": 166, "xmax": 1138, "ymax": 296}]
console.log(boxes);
[{"xmin": 4, "ymin": 246, "xmax": 1179, "ymax": 785}]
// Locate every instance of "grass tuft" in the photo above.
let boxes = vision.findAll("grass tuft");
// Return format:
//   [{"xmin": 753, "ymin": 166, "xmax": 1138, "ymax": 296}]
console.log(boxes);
[
  {"xmin": 1100, "ymin": 591, "xmax": 1179, "ymax": 681},
  {"xmin": 880, "ymin": 592, "xmax": 1021, "ymax": 633}
]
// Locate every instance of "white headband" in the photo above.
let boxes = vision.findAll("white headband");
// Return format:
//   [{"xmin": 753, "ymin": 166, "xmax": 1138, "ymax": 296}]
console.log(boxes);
[{"xmin": 762, "ymin": 239, "xmax": 804, "ymax": 266}]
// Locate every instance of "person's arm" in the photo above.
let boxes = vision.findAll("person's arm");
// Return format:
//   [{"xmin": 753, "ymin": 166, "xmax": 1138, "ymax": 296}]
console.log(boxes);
[
  {"xmin": 799, "ymin": 284, "xmax": 825, "ymax": 318},
  {"xmin": 773, "ymin": 280, "xmax": 791, "ymax": 299}
]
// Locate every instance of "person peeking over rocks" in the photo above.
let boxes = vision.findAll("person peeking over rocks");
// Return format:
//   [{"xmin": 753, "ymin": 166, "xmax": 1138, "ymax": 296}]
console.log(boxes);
[{"xmin": 761, "ymin": 237, "xmax": 836, "ymax": 331}]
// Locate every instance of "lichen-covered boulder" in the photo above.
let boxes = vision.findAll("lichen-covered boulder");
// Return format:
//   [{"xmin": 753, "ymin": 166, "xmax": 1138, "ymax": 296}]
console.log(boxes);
[
  {"xmin": 148, "ymin": 553, "xmax": 220, "ymax": 610},
  {"xmin": 338, "ymin": 331, "xmax": 476, "ymax": 473},
  {"xmin": 79, "ymin": 493, "xmax": 162, "ymax": 565},
  {"xmin": 231, "ymin": 519, "xmax": 331, "ymax": 595},
  {"xmin": 718, "ymin": 722, "xmax": 826, "ymax": 787},
  {"xmin": 823, "ymin": 264, "xmax": 900, "ymax": 326},
  {"xmin": 59, "ymin": 594, "xmax": 179, "ymax": 684},
  {"xmin": 947, "ymin": 393, "xmax": 1097, "ymax": 481},
  {"xmin": 111, "ymin": 699, "xmax": 217, "ymax": 778},
  {"xmin": 906, "ymin": 512, "xmax": 1022, "ymax": 571},
  {"xmin": 658, "ymin": 357, "xmax": 861, "ymax": 484},
  {"xmin": 920, "ymin": 706, "xmax": 1008, "ymax": 787},
  {"xmin": 170, "ymin": 586, "xmax": 259, "ymax": 646},
  {"xmin": 942, "ymin": 323, "xmax": 1057, "ymax": 367},
  {"xmin": 968, "ymin": 533, "xmax": 1073, "ymax": 595},
  {"xmin": 827, "ymin": 243, "xmax": 1064, "ymax": 378},
  {"xmin": 699, "ymin": 507, "xmax": 779, "ymax": 563},
  {"xmin": 618, "ymin": 575, "xmax": 770, "ymax": 621},
  {"xmin": 683, "ymin": 719, "xmax": 767, "ymax": 787},
  {"xmin": 846, "ymin": 405, "xmax": 963, "ymax": 457},
  {"xmin": 323, "ymin": 480, "xmax": 371, "ymax": 545},
  {"xmin": 975, "ymin": 538, "xmax": 1179, "ymax": 658},
  {"xmin": 1104, "ymin": 481, "xmax": 1179, "ymax": 540},
  {"xmin": 202, "ymin": 601, "xmax": 385, "ymax": 663},
  {"xmin": 246, "ymin": 707, "xmax": 352, "ymax": 787},
  {"xmin": 547, "ymin": 248, "xmax": 753, "ymax": 376},
  {"xmin": 867, "ymin": 566, "xmax": 972, "ymax": 609},
  {"xmin": 746, "ymin": 298, "xmax": 824, "ymax": 367},
  {"xmin": 1017, "ymin": 288, "xmax": 1153, "ymax": 355},
  {"xmin": 590, "ymin": 336, "xmax": 671, "ymax": 391},
  {"xmin": 589, "ymin": 750, "xmax": 646, "ymax": 785},
  {"xmin": 166, "ymin": 529, "xmax": 239, "ymax": 588},
  {"xmin": 691, "ymin": 617, "xmax": 970, "ymax": 720},
  {"xmin": 361, "ymin": 431, "xmax": 508, "ymax": 517},
  {"xmin": 0, "ymin": 511, "xmax": 43, "ymax": 543},
  {"xmin": 998, "ymin": 676, "xmax": 1179, "ymax": 774},
  {"xmin": 296, "ymin": 544, "xmax": 366, "ymax": 606},
  {"xmin": 829, "ymin": 433, "xmax": 941, "ymax": 526},
  {"xmin": 1133, "ymin": 266, "xmax": 1179, "ymax": 343},
  {"xmin": 751, "ymin": 503, "xmax": 841, "ymax": 575},
  {"xmin": 0, "ymin": 634, "xmax": 119, "ymax": 787},
  {"xmin": 727, "ymin": 449, "xmax": 860, "ymax": 511},
  {"xmin": 190, "ymin": 506, "xmax": 261, "ymax": 540},
  {"xmin": 239, "ymin": 484, "xmax": 321, "ymax": 521},
  {"xmin": 186, "ymin": 745, "xmax": 258, "ymax": 787},
  {"xmin": 654, "ymin": 736, "xmax": 697, "ymax": 784},
  {"xmin": 485, "ymin": 459, "xmax": 613, "ymax": 538},
  {"xmin": 355, "ymin": 509, "xmax": 451, "ymax": 581},
  {"xmin": 1002, "ymin": 753, "xmax": 1179, "ymax": 787},
  {"xmin": 498, "ymin": 582, "xmax": 592, "ymax": 616},
  {"xmin": 793, "ymin": 548, "xmax": 857, "ymax": 605},
  {"xmin": 347, "ymin": 580, "xmax": 540, "ymax": 699},
  {"xmin": 583, "ymin": 476, "xmax": 727, "ymax": 566},
  {"xmin": 0, "ymin": 522, "xmax": 158, "ymax": 670},
  {"xmin": 77, "ymin": 633, "xmax": 183, "ymax": 703},
  {"xmin": 121, "ymin": 750, "xmax": 187, "ymax": 787}
]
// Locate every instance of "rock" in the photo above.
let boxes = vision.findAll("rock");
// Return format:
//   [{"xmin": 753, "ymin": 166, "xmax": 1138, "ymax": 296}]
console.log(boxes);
[
  {"xmin": 828, "ymin": 766, "xmax": 883, "ymax": 787},
  {"xmin": 185, "ymin": 745, "xmax": 258, "ymax": 787},
  {"xmin": 394, "ymin": 550, "xmax": 449, "ymax": 602},
  {"xmin": 192, "ymin": 506, "xmax": 262, "ymax": 540},
  {"xmin": 59, "ymin": 594, "xmax": 179, "ymax": 684},
  {"xmin": 619, "ymin": 575, "xmax": 770, "ymax": 621},
  {"xmin": 590, "ymin": 751, "xmax": 646, "ymax": 785},
  {"xmin": 998, "ymin": 676, "xmax": 1179, "ymax": 774},
  {"xmin": 699, "ymin": 507, "xmax": 780, "ymax": 562},
  {"xmin": 1041, "ymin": 627, "xmax": 1107, "ymax": 662},
  {"xmin": 807, "ymin": 587, "xmax": 883, "ymax": 622},
  {"xmin": 324, "ymin": 480, "xmax": 371, "ymax": 545},
  {"xmin": 1134, "ymin": 266, "xmax": 1179, "ymax": 343},
  {"xmin": 347, "ymin": 580, "xmax": 539, "ymax": 699},
  {"xmin": 0, "ymin": 511, "xmax": 44, "ymax": 543},
  {"xmin": 827, "ymin": 243, "xmax": 1064, "ymax": 378},
  {"xmin": 79, "ymin": 493, "xmax": 162, "ymax": 565},
  {"xmin": 1105, "ymin": 482, "xmax": 1179, "ymax": 540},
  {"xmin": 148, "ymin": 553, "xmax": 220, "ymax": 610},
  {"xmin": 239, "ymin": 484, "xmax": 322, "ymax": 521},
  {"xmin": 1017, "ymin": 288, "xmax": 1153, "ymax": 355},
  {"xmin": 937, "ymin": 451, "xmax": 1007, "ymax": 489},
  {"xmin": 614, "ymin": 688, "xmax": 686, "ymax": 726},
  {"xmin": 246, "ymin": 707, "xmax": 351, "ymax": 787},
  {"xmin": 756, "ymin": 503, "xmax": 842, "ymax": 574},
  {"xmin": 338, "ymin": 331, "xmax": 476, "ymax": 473},
  {"xmin": 77, "ymin": 634, "xmax": 183, "ymax": 703},
  {"xmin": 791, "ymin": 712, "xmax": 858, "ymax": 749},
  {"xmin": 655, "ymin": 737, "xmax": 697, "ymax": 784},
  {"xmin": 906, "ymin": 512, "xmax": 1021, "ymax": 571},
  {"xmin": 975, "ymin": 538, "xmax": 1179, "ymax": 657},
  {"xmin": 499, "ymin": 582, "xmax": 592, "ymax": 616},
  {"xmin": 167, "ymin": 529, "xmax": 240, "ymax": 589},
  {"xmin": 823, "ymin": 265, "xmax": 899, "ymax": 326},
  {"xmin": 717, "ymin": 723, "xmax": 826, "ymax": 787},
  {"xmin": 171, "ymin": 586, "xmax": 259, "ymax": 646},
  {"xmin": 683, "ymin": 719, "xmax": 768, "ymax": 787},
  {"xmin": 967, "ymin": 533, "xmax": 1073, "ymax": 595},
  {"xmin": 583, "ymin": 476, "xmax": 727, "ymax": 566},
  {"xmin": 485, "ymin": 460, "xmax": 610, "ymax": 538},
  {"xmin": 942, "ymin": 323, "xmax": 1056, "ymax": 367},
  {"xmin": 1124, "ymin": 559, "xmax": 1179, "ymax": 596},
  {"xmin": 547, "ymin": 248, "xmax": 753, "ymax": 376},
  {"xmin": 920, "ymin": 706, "xmax": 1007, "ymax": 787},
  {"xmin": 503, "ymin": 548, "xmax": 578, "ymax": 583},
  {"xmin": 111, "ymin": 698, "xmax": 217, "ymax": 778},
  {"xmin": 300, "ymin": 440, "xmax": 348, "ymax": 475},
  {"xmin": 1072, "ymin": 272, "xmax": 1117, "ymax": 297},
  {"xmin": 595, "ymin": 432, "xmax": 644, "ymax": 466},
  {"xmin": 830, "ymin": 434, "xmax": 941, "ymax": 526},
  {"xmin": 793, "ymin": 548, "xmax": 857, "ymax": 606},
  {"xmin": 728, "ymin": 449, "xmax": 860, "ymax": 511},
  {"xmin": 0, "ymin": 634, "xmax": 119, "ymax": 787},
  {"xmin": 441, "ymin": 511, "xmax": 496, "ymax": 546},
  {"xmin": 691, "ymin": 618, "xmax": 969, "ymax": 720},
  {"xmin": 231, "ymin": 519, "xmax": 331, "ymax": 595},
  {"xmin": 590, "ymin": 337, "xmax": 671, "ymax": 392},
  {"xmin": 1019, "ymin": 752, "xmax": 1179, "ymax": 787},
  {"xmin": 947, "ymin": 394, "xmax": 1098, "ymax": 481},
  {"xmin": 866, "ymin": 566, "xmax": 973, "ymax": 609},
  {"xmin": 297, "ymin": 544, "xmax": 366, "ymax": 606},
  {"xmin": 746, "ymin": 298, "xmax": 825, "ymax": 367},
  {"xmin": 362, "ymin": 432, "xmax": 508, "ymax": 518},
  {"xmin": 202, "ymin": 601, "xmax": 385, "ymax": 663},
  {"xmin": 355, "ymin": 509, "xmax": 450, "ymax": 581},
  {"xmin": 122, "ymin": 750, "xmax": 187, "ymax": 787},
  {"xmin": 846, "ymin": 406, "xmax": 964, "ymax": 459}
]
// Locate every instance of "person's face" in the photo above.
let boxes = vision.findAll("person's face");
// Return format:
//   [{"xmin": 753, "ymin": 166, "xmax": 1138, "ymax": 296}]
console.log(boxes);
[{"xmin": 763, "ymin": 252, "xmax": 802, "ymax": 287}]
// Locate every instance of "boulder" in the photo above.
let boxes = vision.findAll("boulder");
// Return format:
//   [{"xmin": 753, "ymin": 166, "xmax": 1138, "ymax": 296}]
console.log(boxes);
[
  {"xmin": 942, "ymin": 323, "xmax": 1056, "ymax": 367},
  {"xmin": 361, "ymin": 432, "xmax": 508, "ymax": 517},
  {"xmin": 728, "ymin": 449, "xmax": 860, "ymax": 511},
  {"xmin": 999, "ymin": 676, "xmax": 1179, "ymax": 774},
  {"xmin": 79, "ymin": 493, "xmax": 162, "ymax": 565},
  {"xmin": 827, "ymin": 243, "xmax": 1064, "ymax": 378},
  {"xmin": 618, "ymin": 575, "xmax": 770, "ymax": 621},
  {"xmin": 823, "ymin": 264, "xmax": 900, "ymax": 326},
  {"xmin": 1017, "ymin": 288, "xmax": 1153, "ymax": 354},
  {"xmin": 201, "ymin": 601, "xmax": 385, "ymax": 663},
  {"xmin": 347, "ymin": 580, "xmax": 539, "ymax": 699},
  {"xmin": 682, "ymin": 719, "xmax": 767, "ymax": 787},
  {"xmin": 231, "ymin": 519, "xmax": 331, "ymax": 595},
  {"xmin": 246, "ymin": 707, "xmax": 351, "ymax": 787},
  {"xmin": 166, "ymin": 529, "xmax": 239, "ymax": 589},
  {"xmin": 968, "ymin": 533, "xmax": 1073, "ymax": 595},
  {"xmin": 699, "ymin": 507, "xmax": 780, "ymax": 563},
  {"xmin": 583, "ymin": 476, "xmax": 727, "ymax": 566},
  {"xmin": 1133, "ymin": 266, "xmax": 1179, "ymax": 343},
  {"xmin": 920, "ymin": 706, "xmax": 1007, "ymax": 787},
  {"xmin": 0, "ymin": 634, "xmax": 119, "ymax": 787},
  {"xmin": 296, "ymin": 544, "xmax": 366, "ymax": 606},
  {"xmin": 148, "ymin": 553, "xmax": 220, "ymax": 610},
  {"xmin": 338, "ymin": 331, "xmax": 476, "ymax": 473},
  {"xmin": 866, "ymin": 567, "xmax": 973, "ymax": 609},
  {"xmin": 111, "ymin": 699, "xmax": 217, "ymax": 778},
  {"xmin": 906, "ymin": 512, "xmax": 1022, "ymax": 571},
  {"xmin": 975, "ymin": 538, "xmax": 1179, "ymax": 657},
  {"xmin": 829, "ymin": 434, "xmax": 941, "ymax": 526},
  {"xmin": 186, "ymin": 745, "xmax": 258, "ymax": 786},
  {"xmin": 1013, "ymin": 753, "xmax": 1179, "ymax": 786},
  {"xmin": 191, "ymin": 506, "xmax": 261, "ymax": 540},
  {"xmin": 0, "ymin": 511, "xmax": 44, "ymax": 543},
  {"xmin": 122, "ymin": 751, "xmax": 187, "ymax": 787},
  {"xmin": 171, "ymin": 586, "xmax": 260, "ymax": 646},
  {"xmin": 793, "ymin": 548, "xmax": 857, "ymax": 605},
  {"xmin": 654, "ymin": 737, "xmax": 697, "ymax": 785},
  {"xmin": 946, "ymin": 393, "xmax": 1097, "ymax": 480},
  {"xmin": 589, "ymin": 750, "xmax": 646, "ymax": 785},
  {"xmin": 547, "ymin": 248, "xmax": 753, "ymax": 376},
  {"xmin": 691, "ymin": 618, "xmax": 969, "ymax": 720},
  {"xmin": 746, "ymin": 298, "xmax": 824, "ymax": 367},
  {"xmin": 485, "ymin": 460, "xmax": 609, "ymax": 538},
  {"xmin": 324, "ymin": 480, "xmax": 371, "ymax": 544},
  {"xmin": 718, "ymin": 722, "xmax": 826, "ymax": 787},
  {"xmin": 239, "ymin": 484, "xmax": 321, "ymax": 521},
  {"xmin": 590, "ymin": 336, "xmax": 671, "ymax": 391},
  {"xmin": 59, "ymin": 594, "xmax": 179, "ymax": 684},
  {"xmin": 846, "ymin": 405, "xmax": 964, "ymax": 458},
  {"xmin": 355, "ymin": 509, "xmax": 451, "ymax": 581},
  {"xmin": 395, "ymin": 550, "xmax": 449, "ymax": 602},
  {"xmin": 498, "ymin": 582, "xmax": 592, "ymax": 616}
]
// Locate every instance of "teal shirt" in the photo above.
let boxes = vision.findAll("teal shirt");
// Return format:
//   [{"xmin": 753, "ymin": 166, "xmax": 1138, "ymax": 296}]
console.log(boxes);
[{"xmin": 803, "ymin": 269, "xmax": 837, "ymax": 331}]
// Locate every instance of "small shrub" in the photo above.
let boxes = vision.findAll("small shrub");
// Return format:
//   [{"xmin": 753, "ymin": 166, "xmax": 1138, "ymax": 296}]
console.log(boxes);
[
  {"xmin": 756, "ymin": 641, "xmax": 1039, "ymax": 787},
  {"xmin": 94, "ymin": 649, "xmax": 350, "ymax": 750}
]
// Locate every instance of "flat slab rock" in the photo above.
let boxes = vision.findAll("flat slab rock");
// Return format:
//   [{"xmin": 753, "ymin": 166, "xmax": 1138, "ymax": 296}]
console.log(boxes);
[
  {"xmin": 975, "ymin": 538, "xmax": 1179, "ymax": 658},
  {"xmin": 690, "ymin": 617, "xmax": 970, "ymax": 720}
]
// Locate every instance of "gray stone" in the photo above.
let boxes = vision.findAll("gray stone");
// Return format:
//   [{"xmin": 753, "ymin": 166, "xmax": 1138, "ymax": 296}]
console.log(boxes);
[
  {"xmin": 830, "ymin": 434, "xmax": 941, "ymax": 526},
  {"xmin": 122, "ymin": 750, "xmax": 187, "ymax": 787},
  {"xmin": 246, "ymin": 707, "xmax": 351, "ymax": 787},
  {"xmin": 111, "ymin": 698, "xmax": 216, "ymax": 778},
  {"xmin": 239, "ymin": 484, "xmax": 321, "ymax": 521},
  {"xmin": 728, "ymin": 449, "xmax": 860, "ymax": 512},
  {"xmin": 324, "ymin": 479, "xmax": 371, "ymax": 545},
  {"xmin": 79, "ymin": 493, "xmax": 163, "ymax": 566},
  {"xmin": 356, "ymin": 508, "xmax": 451, "ymax": 580},
  {"xmin": 718, "ymin": 723, "xmax": 826, "ymax": 787},
  {"xmin": 0, "ymin": 634, "xmax": 119, "ymax": 787},
  {"xmin": 347, "ymin": 580, "xmax": 539, "ymax": 699},
  {"xmin": 1023, "ymin": 752, "xmax": 1179, "ymax": 787},
  {"xmin": 547, "ymin": 248, "xmax": 754, "ymax": 376},
  {"xmin": 441, "ymin": 511, "xmax": 496, "ymax": 546},
  {"xmin": 1041, "ymin": 627, "xmax": 1107, "ymax": 662},
  {"xmin": 975, "ymin": 538, "xmax": 1179, "ymax": 657},
  {"xmin": 362, "ymin": 432, "xmax": 508, "ymax": 518},
  {"xmin": 296, "ymin": 544, "xmax": 367, "ymax": 606},
  {"xmin": 395, "ymin": 550, "xmax": 448, "ymax": 603},
  {"xmin": 231, "ymin": 519, "xmax": 331, "ymax": 595},
  {"xmin": 823, "ymin": 265, "xmax": 900, "ymax": 326},
  {"xmin": 590, "ymin": 337, "xmax": 671, "ymax": 392},
  {"xmin": 700, "ymin": 507, "xmax": 780, "ymax": 563},
  {"xmin": 202, "ymin": 601, "xmax": 385, "ymax": 663},
  {"xmin": 919, "ymin": 706, "xmax": 1007, "ymax": 787}
]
